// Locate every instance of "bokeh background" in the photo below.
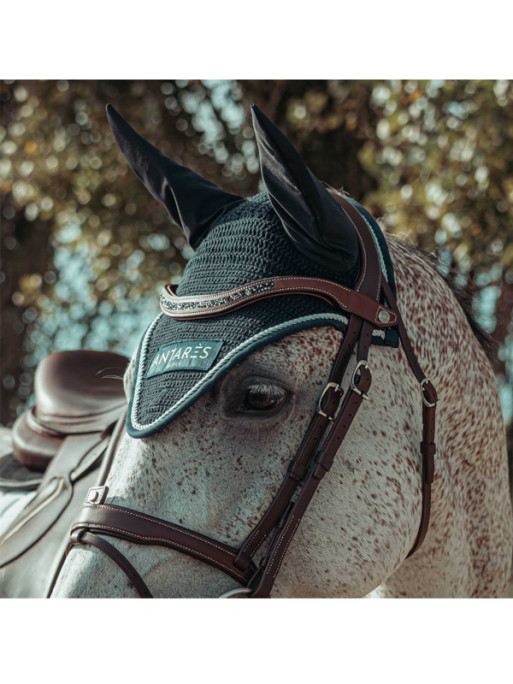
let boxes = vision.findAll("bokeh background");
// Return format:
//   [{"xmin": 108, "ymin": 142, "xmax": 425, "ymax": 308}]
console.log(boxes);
[{"xmin": 1, "ymin": 79, "xmax": 512, "ymax": 463}]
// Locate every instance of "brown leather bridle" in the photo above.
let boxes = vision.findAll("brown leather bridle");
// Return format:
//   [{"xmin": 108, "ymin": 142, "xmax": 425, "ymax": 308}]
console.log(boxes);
[{"xmin": 66, "ymin": 196, "xmax": 437, "ymax": 598}]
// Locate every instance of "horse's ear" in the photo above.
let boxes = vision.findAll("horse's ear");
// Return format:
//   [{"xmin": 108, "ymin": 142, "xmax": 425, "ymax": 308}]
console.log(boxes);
[
  {"xmin": 106, "ymin": 105, "xmax": 244, "ymax": 248},
  {"xmin": 251, "ymin": 105, "xmax": 360, "ymax": 272}
]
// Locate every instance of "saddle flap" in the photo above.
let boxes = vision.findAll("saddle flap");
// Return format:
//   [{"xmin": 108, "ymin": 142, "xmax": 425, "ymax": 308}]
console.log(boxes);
[{"xmin": 0, "ymin": 432, "xmax": 106, "ymax": 571}]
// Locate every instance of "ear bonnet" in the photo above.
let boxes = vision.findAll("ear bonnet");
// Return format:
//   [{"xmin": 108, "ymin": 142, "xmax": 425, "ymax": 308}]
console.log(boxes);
[{"xmin": 106, "ymin": 105, "xmax": 397, "ymax": 438}]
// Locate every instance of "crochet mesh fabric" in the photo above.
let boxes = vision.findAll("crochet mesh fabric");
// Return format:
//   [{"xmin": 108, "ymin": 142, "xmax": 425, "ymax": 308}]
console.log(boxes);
[{"xmin": 127, "ymin": 194, "xmax": 392, "ymax": 437}]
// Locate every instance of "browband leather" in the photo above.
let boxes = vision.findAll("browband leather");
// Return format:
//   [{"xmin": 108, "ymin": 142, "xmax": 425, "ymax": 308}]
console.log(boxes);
[{"xmin": 160, "ymin": 276, "xmax": 398, "ymax": 327}]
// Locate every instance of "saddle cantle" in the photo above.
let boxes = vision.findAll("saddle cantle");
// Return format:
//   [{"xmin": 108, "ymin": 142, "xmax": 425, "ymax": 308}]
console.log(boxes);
[
  {"xmin": 12, "ymin": 350, "xmax": 128, "ymax": 472},
  {"xmin": 0, "ymin": 350, "xmax": 129, "ymax": 598}
]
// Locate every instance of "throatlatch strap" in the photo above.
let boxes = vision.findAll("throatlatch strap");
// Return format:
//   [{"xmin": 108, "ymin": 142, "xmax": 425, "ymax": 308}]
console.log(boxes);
[{"xmin": 381, "ymin": 280, "xmax": 437, "ymax": 557}]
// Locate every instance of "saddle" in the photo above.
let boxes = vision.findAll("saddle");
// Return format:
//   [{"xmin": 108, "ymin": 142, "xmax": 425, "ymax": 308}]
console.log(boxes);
[
  {"xmin": 0, "ymin": 350, "xmax": 128, "ymax": 598},
  {"xmin": 12, "ymin": 350, "xmax": 128, "ymax": 472}
]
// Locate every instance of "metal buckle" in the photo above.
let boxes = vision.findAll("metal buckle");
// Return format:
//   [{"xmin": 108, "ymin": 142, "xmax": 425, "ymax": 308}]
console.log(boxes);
[
  {"xmin": 420, "ymin": 377, "xmax": 437, "ymax": 408},
  {"xmin": 218, "ymin": 587, "xmax": 252, "ymax": 599},
  {"xmin": 350, "ymin": 360, "xmax": 371, "ymax": 400},
  {"xmin": 317, "ymin": 381, "xmax": 342, "ymax": 420}
]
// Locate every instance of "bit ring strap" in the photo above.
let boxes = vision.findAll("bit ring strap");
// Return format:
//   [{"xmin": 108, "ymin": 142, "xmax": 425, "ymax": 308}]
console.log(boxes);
[{"xmin": 67, "ymin": 195, "xmax": 437, "ymax": 598}]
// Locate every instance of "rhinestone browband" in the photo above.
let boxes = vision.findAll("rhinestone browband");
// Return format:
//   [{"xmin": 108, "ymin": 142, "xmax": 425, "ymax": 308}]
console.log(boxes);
[
  {"xmin": 160, "ymin": 280, "xmax": 274, "ymax": 313},
  {"xmin": 159, "ymin": 276, "xmax": 398, "ymax": 327}
]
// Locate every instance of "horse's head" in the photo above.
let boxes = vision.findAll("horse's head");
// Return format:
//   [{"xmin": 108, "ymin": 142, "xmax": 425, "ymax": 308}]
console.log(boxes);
[{"xmin": 53, "ymin": 106, "xmax": 437, "ymax": 598}]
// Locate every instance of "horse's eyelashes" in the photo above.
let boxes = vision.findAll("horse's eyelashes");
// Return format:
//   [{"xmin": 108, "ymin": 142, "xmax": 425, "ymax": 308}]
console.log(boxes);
[{"xmin": 243, "ymin": 383, "xmax": 287, "ymax": 412}]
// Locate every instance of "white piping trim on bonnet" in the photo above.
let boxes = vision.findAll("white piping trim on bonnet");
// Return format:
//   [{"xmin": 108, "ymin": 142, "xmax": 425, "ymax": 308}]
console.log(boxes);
[
  {"xmin": 130, "ymin": 312, "xmax": 385, "ymax": 432},
  {"xmin": 360, "ymin": 210, "xmax": 389, "ymax": 283}
]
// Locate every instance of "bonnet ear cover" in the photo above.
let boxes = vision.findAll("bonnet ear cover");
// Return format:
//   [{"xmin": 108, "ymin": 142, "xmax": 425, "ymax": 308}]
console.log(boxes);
[
  {"xmin": 106, "ymin": 104, "xmax": 244, "ymax": 248},
  {"xmin": 122, "ymin": 106, "xmax": 398, "ymax": 439},
  {"xmin": 251, "ymin": 105, "xmax": 360, "ymax": 274}
]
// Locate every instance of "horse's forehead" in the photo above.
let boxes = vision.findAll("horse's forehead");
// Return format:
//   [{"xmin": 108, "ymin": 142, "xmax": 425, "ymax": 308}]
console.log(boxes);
[{"xmin": 245, "ymin": 326, "xmax": 343, "ymax": 370}]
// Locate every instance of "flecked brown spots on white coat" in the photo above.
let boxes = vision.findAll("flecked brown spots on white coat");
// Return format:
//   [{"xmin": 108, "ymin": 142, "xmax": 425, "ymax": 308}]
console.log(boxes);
[{"xmin": 54, "ymin": 238, "xmax": 513, "ymax": 598}]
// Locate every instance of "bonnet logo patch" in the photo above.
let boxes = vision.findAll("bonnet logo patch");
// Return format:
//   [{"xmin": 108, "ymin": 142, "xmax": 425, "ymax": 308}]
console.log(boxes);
[{"xmin": 145, "ymin": 339, "xmax": 224, "ymax": 378}]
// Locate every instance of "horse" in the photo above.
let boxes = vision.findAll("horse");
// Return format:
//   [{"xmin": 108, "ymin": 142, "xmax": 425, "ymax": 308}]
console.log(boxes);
[{"xmin": 6, "ymin": 104, "xmax": 513, "ymax": 598}]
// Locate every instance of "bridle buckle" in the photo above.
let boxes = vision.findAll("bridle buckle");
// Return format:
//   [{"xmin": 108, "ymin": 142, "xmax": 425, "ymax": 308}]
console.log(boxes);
[
  {"xmin": 420, "ymin": 377, "xmax": 438, "ymax": 408},
  {"xmin": 350, "ymin": 360, "xmax": 372, "ymax": 400},
  {"xmin": 317, "ymin": 381, "xmax": 342, "ymax": 421}
]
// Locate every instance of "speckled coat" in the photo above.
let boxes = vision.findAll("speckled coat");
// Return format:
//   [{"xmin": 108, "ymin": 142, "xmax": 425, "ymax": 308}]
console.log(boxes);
[{"xmin": 53, "ymin": 235, "xmax": 513, "ymax": 598}]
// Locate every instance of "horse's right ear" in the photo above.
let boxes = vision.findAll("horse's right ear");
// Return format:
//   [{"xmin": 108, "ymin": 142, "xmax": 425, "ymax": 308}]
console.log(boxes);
[{"xmin": 106, "ymin": 105, "xmax": 244, "ymax": 248}]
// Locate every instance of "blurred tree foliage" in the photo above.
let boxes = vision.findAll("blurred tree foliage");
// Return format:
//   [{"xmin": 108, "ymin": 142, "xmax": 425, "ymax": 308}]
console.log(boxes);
[{"xmin": 1, "ymin": 80, "xmax": 512, "ymax": 460}]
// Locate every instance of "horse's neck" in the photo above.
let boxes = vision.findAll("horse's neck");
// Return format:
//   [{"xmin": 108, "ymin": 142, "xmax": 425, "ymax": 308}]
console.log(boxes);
[
  {"xmin": 382, "ymin": 239, "xmax": 512, "ymax": 597},
  {"xmin": 387, "ymin": 238, "xmax": 495, "ymax": 400}
]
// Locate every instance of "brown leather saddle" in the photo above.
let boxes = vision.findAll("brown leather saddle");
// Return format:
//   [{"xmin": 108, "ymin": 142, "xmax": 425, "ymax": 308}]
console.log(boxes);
[{"xmin": 0, "ymin": 350, "xmax": 128, "ymax": 598}]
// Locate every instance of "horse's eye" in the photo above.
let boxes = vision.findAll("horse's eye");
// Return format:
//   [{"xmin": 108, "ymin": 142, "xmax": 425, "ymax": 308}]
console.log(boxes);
[{"xmin": 243, "ymin": 383, "xmax": 287, "ymax": 411}]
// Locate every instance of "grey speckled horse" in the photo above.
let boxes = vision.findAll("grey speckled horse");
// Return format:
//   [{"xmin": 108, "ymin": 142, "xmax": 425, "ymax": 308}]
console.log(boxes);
[{"xmin": 51, "ymin": 106, "xmax": 512, "ymax": 598}]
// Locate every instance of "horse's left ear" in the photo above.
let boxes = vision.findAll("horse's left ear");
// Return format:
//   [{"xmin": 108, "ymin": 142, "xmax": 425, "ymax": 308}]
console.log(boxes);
[
  {"xmin": 106, "ymin": 105, "xmax": 244, "ymax": 248},
  {"xmin": 251, "ymin": 105, "xmax": 360, "ymax": 272}
]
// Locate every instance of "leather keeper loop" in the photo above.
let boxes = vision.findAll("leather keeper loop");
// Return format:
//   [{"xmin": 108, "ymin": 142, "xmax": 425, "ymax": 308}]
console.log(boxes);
[
  {"xmin": 287, "ymin": 460, "xmax": 308, "ymax": 482},
  {"xmin": 233, "ymin": 550, "xmax": 253, "ymax": 572},
  {"xmin": 66, "ymin": 528, "xmax": 85, "ymax": 556},
  {"xmin": 313, "ymin": 463, "xmax": 328, "ymax": 480},
  {"xmin": 312, "ymin": 451, "xmax": 334, "ymax": 480},
  {"xmin": 420, "ymin": 442, "xmax": 436, "ymax": 459}
]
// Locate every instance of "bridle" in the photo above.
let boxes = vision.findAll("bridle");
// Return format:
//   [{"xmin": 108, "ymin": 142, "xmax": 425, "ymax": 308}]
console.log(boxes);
[{"xmin": 66, "ymin": 196, "xmax": 437, "ymax": 598}]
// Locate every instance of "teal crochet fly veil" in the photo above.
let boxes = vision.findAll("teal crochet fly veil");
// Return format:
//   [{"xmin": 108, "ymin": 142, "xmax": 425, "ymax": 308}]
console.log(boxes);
[{"xmin": 104, "ymin": 105, "xmax": 397, "ymax": 439}]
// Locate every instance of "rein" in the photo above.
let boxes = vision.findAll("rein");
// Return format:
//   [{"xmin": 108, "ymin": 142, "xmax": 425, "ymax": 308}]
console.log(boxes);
[{"xmin": 67, "ymin": 196, "xmax": 437, "ymax": 598}]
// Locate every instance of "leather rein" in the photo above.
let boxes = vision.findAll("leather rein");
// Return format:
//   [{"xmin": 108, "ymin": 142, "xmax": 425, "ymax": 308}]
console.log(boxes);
[{"xmin": 67, "ymin": 196, "xmax": 437, "ymax": 598}]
